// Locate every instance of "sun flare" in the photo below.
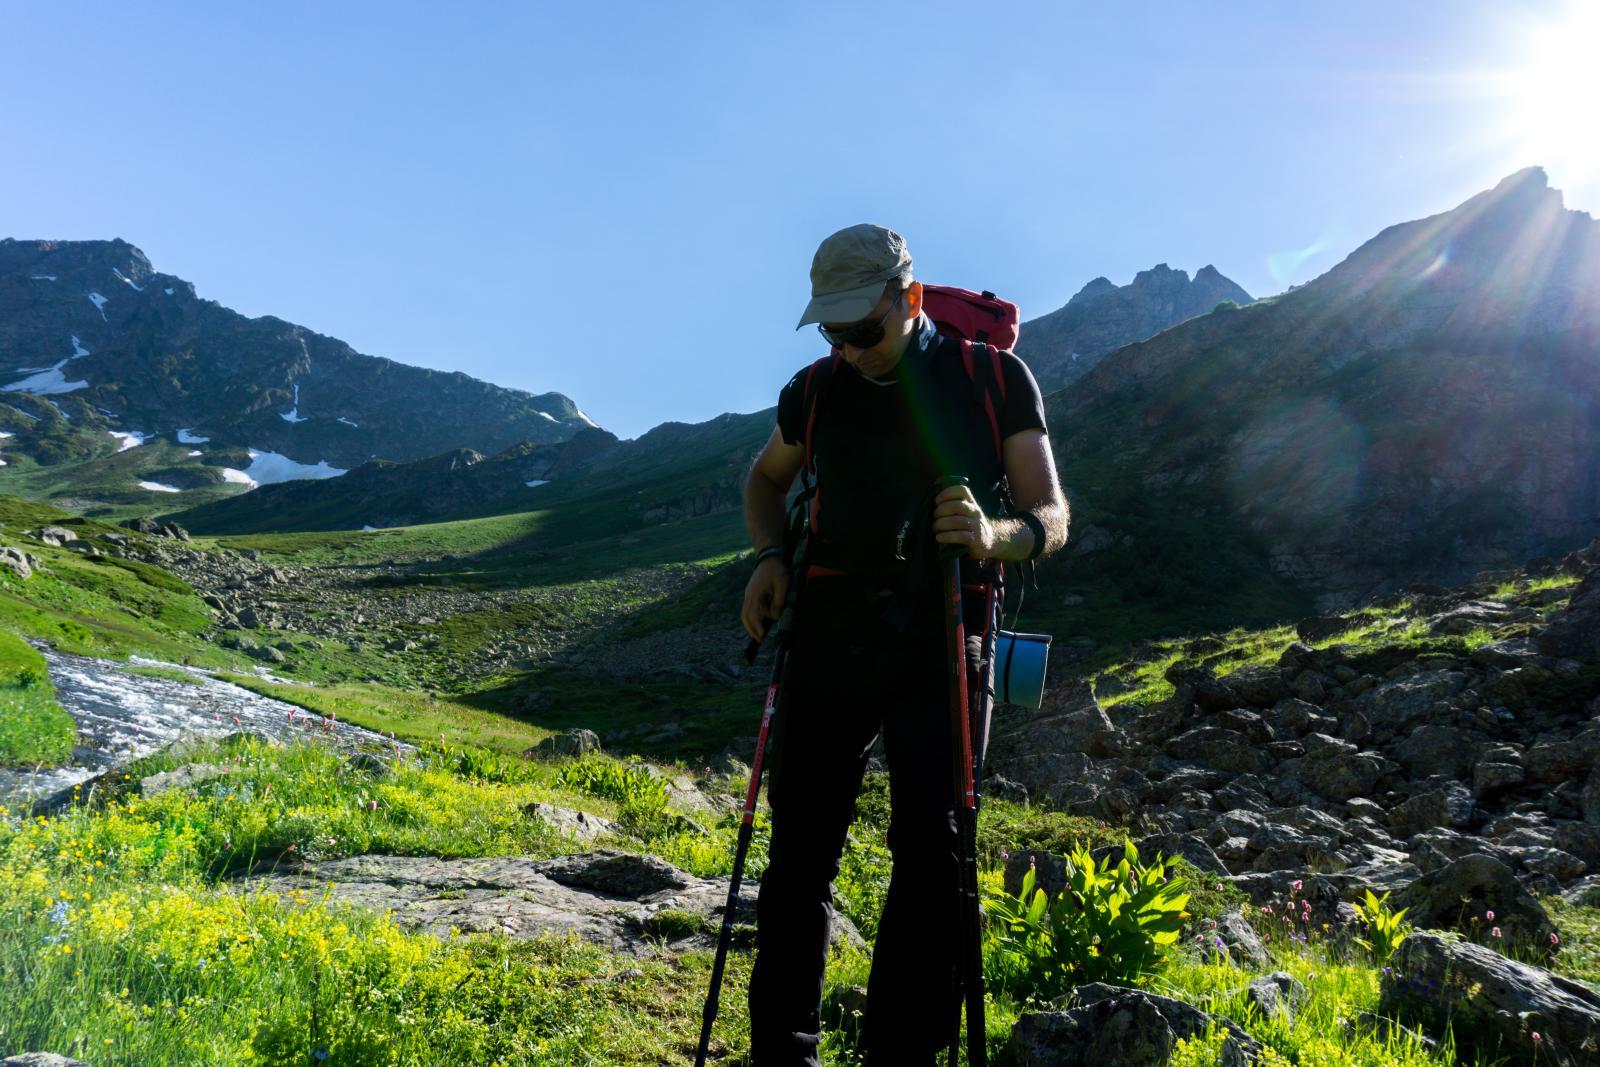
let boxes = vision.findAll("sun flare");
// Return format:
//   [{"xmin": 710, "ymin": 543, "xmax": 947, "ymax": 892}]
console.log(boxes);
[{"xmin": 1489, "ymin": 3, "xmax": 1600, "ymax": 208}]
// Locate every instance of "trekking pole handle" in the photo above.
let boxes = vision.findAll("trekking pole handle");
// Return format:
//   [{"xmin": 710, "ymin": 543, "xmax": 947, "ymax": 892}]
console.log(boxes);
[
  {"xmin": 933, "ymin": 475, "xmax": 970, "ymax": 561},
  {"xmin": 743, "ymin": 601, "xmax": 796, "ymax": 665}
]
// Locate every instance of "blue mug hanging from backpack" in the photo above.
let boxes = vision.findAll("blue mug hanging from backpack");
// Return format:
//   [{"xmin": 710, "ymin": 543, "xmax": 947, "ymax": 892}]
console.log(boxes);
[{"xmin": 993, "ymin": 629, "xmax": 1051, "ymax": 708}]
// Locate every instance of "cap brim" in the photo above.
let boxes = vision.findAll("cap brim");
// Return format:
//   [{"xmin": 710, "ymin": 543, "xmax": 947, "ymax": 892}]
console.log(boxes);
[{"xmin": 794, "ymin": 280, "xmax": 888, "ymax": 330}]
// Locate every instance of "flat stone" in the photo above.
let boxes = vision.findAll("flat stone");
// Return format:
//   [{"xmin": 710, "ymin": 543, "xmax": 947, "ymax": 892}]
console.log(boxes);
[{"xmin": 246, "ymin": 849, "xmax": 863, "ymax": 958}]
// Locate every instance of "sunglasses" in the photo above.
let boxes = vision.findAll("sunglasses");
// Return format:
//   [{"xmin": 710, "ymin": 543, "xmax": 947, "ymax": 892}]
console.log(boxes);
[{"xmin": 816, "ymin": 292, "xmax": 903, "ymax": 350}]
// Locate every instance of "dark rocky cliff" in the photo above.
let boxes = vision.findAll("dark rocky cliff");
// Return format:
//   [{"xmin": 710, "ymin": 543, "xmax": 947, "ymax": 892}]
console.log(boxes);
[{"xmin": 0, "ymin": 239, "xmax": 595, "ymax": 470}]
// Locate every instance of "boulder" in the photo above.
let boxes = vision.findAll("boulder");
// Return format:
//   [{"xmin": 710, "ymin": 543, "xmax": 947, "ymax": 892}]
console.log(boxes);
[
  {"xmin": 1202, "ymin": 908, "xmax": 1269, "ymax": 968},
  {"xmin": 1239, "ymin": 971, "xmax": 1307, "ymax": 1024},
  {"xmin": 1010, "ymin": 994, "xmax": 1175, "ymax": 1066},
  {"xmin": 37, "ymin": 525, "xmax": 78, "ymax": 546},
  {"xmin": 1539, "ymin": 570, "xmax": 1600, "ymax": 661},
  {"xmin": 1358, "ymin": 670, "xmax": 1468, "ymax": 739},
  {"xmin": 1218, "ymin": 664, "xmax": 1290, "ymax": 708},
  {"xmin": 1391, "ymin": 723, "xmax": 1475, "ymax": 779},
  {"xmin": 4, "ymin": 1056, "xmax": 91, "ymax": 1067},
  {"xmin": 0, "ymin": 546, "xmax": 33, "ymax": 581},
  {"xmin": 1381, "ymin": 932, "xmax": 1600, "ymax": 1066},
  {"xmin": 1282, "ymin": 750, "xmax": 1386, "ymax": 802},
  {"xmin": 1388, "ymin": 782, "xmax": 1475, "ymax": 836},
  {"xmin": 1164, "ymin": 666, "xmax": 1246, "ymax": 713},
  {"xmin": 524, "ymin": 803, "xmax": 622, "ymax": 844},
  {"xmin": 1011, "ymin": 984, "xmax": 1263, "ymax": 1067},
  {"xmin": 527, "ymin": 728, "xmax": 602, "ymax": 759},
  {"xmin": 1396, "ymin": 854, "xmax": 1557, "ymax": 950}
]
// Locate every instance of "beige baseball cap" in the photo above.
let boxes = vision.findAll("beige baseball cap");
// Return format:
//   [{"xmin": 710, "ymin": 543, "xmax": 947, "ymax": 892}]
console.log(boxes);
[{"xmin": 795, "ymin": 223, "xmax": 914, "ymax": 329}]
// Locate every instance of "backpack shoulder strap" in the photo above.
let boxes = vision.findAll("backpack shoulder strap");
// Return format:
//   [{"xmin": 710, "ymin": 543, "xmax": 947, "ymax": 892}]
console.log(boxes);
[
  {"xmin": 801, "ymin": 351, "xmax": 841, "ymax": 477},
  {"xmin": 958, "ymin": 339, "xmax": 1004, "ymax": 465}
]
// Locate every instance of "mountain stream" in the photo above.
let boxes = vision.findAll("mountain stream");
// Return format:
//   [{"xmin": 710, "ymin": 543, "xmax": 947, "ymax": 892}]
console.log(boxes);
[{"xmin": 1, "ymin": 642, "xmax": 400, "ymax": 809}]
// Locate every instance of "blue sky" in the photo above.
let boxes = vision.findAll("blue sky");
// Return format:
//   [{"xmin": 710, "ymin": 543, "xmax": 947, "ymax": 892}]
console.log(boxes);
[{"xmin": 5, "ymin": 2, "xmax": 1595, "ymax": 438}]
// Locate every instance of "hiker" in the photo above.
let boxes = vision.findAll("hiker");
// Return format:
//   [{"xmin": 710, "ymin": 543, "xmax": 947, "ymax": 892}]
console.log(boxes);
[{"xmin": 739, "ymin": 224, "xmax": 1069, "ymax": 1066}]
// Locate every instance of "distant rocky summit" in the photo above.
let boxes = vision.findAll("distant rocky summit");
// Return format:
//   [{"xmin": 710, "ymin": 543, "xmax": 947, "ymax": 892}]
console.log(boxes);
[
  {"xmin": 0, "ymin": 238, "xmax": 596, "ymax": 471},
  {"xmin": 1017, "ymin": 263, "xmax": 1253, "ymax": 393},
  {"xmin": 1051, "ymin": 168, "xmax": 1600, "ymax": 607}
]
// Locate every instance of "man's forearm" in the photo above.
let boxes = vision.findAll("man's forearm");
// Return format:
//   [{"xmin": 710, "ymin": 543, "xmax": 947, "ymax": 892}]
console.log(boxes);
[
  {"xmin": 990, "ymin": 500, "xmax": 1070, "ymax": 562},
  {"xmin": 744, "ymin": 471, "xmax": 790, "ymax": 553}
]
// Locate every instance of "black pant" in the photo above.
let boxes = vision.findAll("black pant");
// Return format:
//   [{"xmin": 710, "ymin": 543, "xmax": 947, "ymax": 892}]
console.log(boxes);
[{"xmin": 748, "ymin": 575, "xmax": 992, "ymax": 1067}]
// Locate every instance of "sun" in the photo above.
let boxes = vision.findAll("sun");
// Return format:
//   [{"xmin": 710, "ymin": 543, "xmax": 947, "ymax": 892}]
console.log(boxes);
[{"xmin": 1487, "ymin": 3, "xmax": 1600, "ymax": 209}]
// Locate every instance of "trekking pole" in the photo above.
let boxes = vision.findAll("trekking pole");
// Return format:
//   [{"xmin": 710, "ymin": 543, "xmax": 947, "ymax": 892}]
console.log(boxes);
[
  {"xmin": 695, "ymin": 601, "xmax": 795, "ymax": 1067},
  {"xmin": 935, "ymin": 477, "xmax": 987, "ymax": 1067}
]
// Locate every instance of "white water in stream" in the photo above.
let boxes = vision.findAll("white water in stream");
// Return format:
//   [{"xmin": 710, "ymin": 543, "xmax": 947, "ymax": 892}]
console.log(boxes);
[{"xmin": 1, "ymin": 643, "xmax": 404, "ymax": 809}]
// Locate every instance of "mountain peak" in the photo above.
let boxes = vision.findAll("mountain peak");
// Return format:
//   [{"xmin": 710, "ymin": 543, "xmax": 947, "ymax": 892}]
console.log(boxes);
[{"xmin": 1016, "ymin": 262, "xmax": 1253, "ymax": 392}]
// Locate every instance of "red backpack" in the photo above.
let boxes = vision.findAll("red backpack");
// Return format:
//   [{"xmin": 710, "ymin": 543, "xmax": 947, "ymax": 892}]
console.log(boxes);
[
  {"xmin": 799, "ymin": 284, "xmax": 1020, "ymax": 489},
  {"xmin": 791, "ymin": 284, "xmax": 1022, "ymax": 551}
]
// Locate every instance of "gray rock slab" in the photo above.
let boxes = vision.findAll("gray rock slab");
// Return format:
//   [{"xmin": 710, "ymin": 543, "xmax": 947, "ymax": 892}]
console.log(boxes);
[
  {"xmin": 1381, "ymin": 931, "xmax": 1600, "ymax": 1066},
  {"xmin": 246, "ymin": 849, "xmax": 862, "ymax": 958}
]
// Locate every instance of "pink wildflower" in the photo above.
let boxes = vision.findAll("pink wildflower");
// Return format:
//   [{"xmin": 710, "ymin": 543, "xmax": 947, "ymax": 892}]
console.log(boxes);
[
  {"xmin": 1492, "ymin": 926, "xmax": 1503, "ymax": 939},
  {"xmin": 1291, "ymin": 879, "xmax": 1303, "ymax": 892},
  {"xmin": 1485, "ymin": 909, "xmax": 1495, "ymax": 922}
]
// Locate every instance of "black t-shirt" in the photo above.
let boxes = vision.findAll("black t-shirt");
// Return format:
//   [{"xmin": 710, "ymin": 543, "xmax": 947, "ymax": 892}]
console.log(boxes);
[{"xmin": 777, "ymin": 315, "xmax": 1047, "ymax": 569}]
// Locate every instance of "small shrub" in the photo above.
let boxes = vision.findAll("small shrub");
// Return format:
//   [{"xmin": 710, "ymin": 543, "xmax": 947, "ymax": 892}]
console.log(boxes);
[
  {"xmin": 983, "ymin": 840, "xmax": 1189, "ymax": 1000},
  {"xmin": 1351, "ymin": 888, "xmax": 1411, "ymax": 962},
  {"xmin": 557, "ymin": 755, "xmax": 669, "ymax": 810}
]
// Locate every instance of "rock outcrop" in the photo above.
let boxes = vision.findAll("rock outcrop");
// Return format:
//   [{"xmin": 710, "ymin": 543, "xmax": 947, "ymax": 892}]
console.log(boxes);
[
  {"xmin": 1380, "ymin": 932, "xmax": 1600, "ymax": 1065},
  {"xmin": 989, "ymin": 546, "xmax": 1600, "ymax": 922},
  {"xmin": 1017, "ymin": 263, "xmax": 1254, "ymax": 393},
  {"xmin": 247, "ymin": 849, "xmax": 863, "ymax": 958}
]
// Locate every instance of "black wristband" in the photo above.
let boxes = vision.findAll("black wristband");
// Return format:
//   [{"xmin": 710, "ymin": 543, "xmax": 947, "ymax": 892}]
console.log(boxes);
[
  {"xmin": 754, "ymin": 546, "xmax": 784, "ymax": 567},
  {"xmin": 1019, "ymin": 510, "xmax": 1047, "ymax": 561}
]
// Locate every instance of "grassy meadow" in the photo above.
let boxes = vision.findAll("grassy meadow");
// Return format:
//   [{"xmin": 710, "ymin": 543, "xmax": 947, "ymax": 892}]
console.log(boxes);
[{"xmin": 3, "ymin": 486, "xmax": 1598, "ymax": 1064}]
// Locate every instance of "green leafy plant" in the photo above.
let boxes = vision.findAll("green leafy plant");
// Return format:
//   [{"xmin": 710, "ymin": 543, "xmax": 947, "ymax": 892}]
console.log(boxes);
[
  {"xmin": 983, "ymin": 839, "xmax": 1190, "ymax": 1000},
  {"xmin": 1351, "ymin": 888, "xmax": 1411, "ymax": 962},
  {"xmin": 557, "ymin": 755, "xmax": 670, "ymax": 810}
]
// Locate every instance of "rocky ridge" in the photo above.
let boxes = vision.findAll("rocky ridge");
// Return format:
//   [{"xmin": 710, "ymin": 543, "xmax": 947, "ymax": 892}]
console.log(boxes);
[
  {"xmin": 1016, "ymin": 263, "xmax": 1253, "ymax": 394},
  {"xmin": 0, "ymin": 238, "xmax": 596, "ymax": 471},
  {"xmin": 1049, "ymin": 169, "xmax": 1600, "ymax": 608}
]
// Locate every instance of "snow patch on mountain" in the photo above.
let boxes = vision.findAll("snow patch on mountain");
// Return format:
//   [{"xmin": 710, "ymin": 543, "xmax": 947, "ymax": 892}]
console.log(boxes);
[
  {"xmin": 108, "ymin": 431, "xmax": 146, "ymax": 452},
  {"xmin": 138, "ymin": 481, "xmax": 181, "ymax": 493},
  {"xmin": 176, "ymin": 428, "xmax": 209, "ymax": 444},
  {"xmin": 87, "ymin": 292, "xmax": 108, "ymax": 320},
  {"xmin": 525, "ymin": 479, "xmax": 550, "ymax": 488},
  {"xmin": 280, "ymin": 381, "xmax": 308, "ymax": 423},
  {"xmin": 221, "ymin": 468, "xmax": 257, "ymax": 487},
  {"xmin": 112, "ymin": 268, "xmax": 144, "ymax": 292},
  {"xmin": 336, "ymin": 416, "xmax": 359, "ymax": 428},
  {"xmin": 244, "ymin": 448, "xmax": 346, "ymax": 485},
  {"xmin": 31, "ymin": 274, "xmax": 56, "ymax": 281}
]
